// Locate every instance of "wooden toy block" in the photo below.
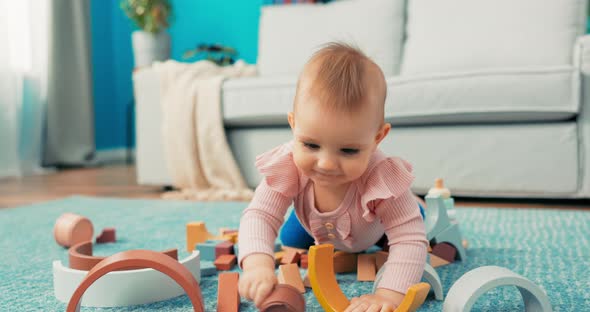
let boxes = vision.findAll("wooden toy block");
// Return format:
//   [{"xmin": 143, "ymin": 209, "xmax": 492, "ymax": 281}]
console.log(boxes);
[
  {"xmin": 68, "ymin": 241, "xmax": 178, "ymax": 271},
  {"xmin": 431, "ymin": 242, "xmax": 457, "ymax": 263},
  {"xmin": 222, "ymin": 233, "xmax": 239, "ymax": 244},
  {"xmin": 425, "ymin": 194, "xmax": 467, "ymax": 261},
  {"xmin": 333, "ymin": 251, "xmax": 357, "ymax": 273},
  {"xmin": 214, "ymin": 254, "xmax": 237, "ymax": 271},
  {"xmin": 357, "ymin": 254, "xmax": 376, "ymax": 282},
  {"xmin": 373, "ymin": 264, "xmax": 434, "ymax": 312},
  {"xmin": 394, "ymin": 283, "xmax": 430, "ymax": 312},
  {"xmin": 201, "ymin": 261, "xmax": 217, "ymax": 277},
  {"xmin": 54, "ymin": 250, "xmax": 201, "ymax": 307},
  {"xmin": 425, "ymin": 195, "xmax": 452, "ymax": 241},
  {"xmin": 274, "ymin": 251, "xmax": 286, "ymax": 265},
  {"xmin": 197, "ymin": 240, "xmax": 225, "ymax": 261},
  {"xmin": 278, "ymin": 263, "xmax": 305, "ymax": 294},
  {"xmin": 281, "ymin": 249, "xmax": 301, "ymax": 265},
  {"xmin": 375, "ymin": 251, "xmax": 388, "ymax": 272},
  {"xmin": 95, "ymin": 228, "xmax": 116, "ymax": 244},
  {"xmin": 300, "ymin": 254, "xmax": 308, "ymax": 269},
  {"xmin": 422, "ymin": 263, "xmax": 443, "ymax": 301},
  {"xmin": 65, "ymin": 250, "xmax": 205, "ymax": 312},
  {"xmin": 427, "ymin": 244, "xmax": 433, "ymax": 253},
  {"xmin": 429, "ymin": 254, "xmax": 450, "ymax": 268},
  {"xmin": 282, "ymin": 245, "xmax": 308, "ymax": 254},
  {"xmin": 260, "ymin": 284, "xmax": 305, "ymax": 312},
  {"xmin": 187, "ymin": 222, "xmax": 213, "ymax": 252},
  {"xmin": 433, "ymin": 224, "xmax": 466, "ymax": 261},
  {"xmin": 365, "ymin": 245, "xmax": 383, "ymax": 254},
  {"xmin": 219, "ymin": 228, "xmax": 238, "ymax": 236},
  {"xmin": 54, "ymin": 213, "xmax": 94, "ymax": 248},
  {"xmin": 308, "ymin": 244, "xmax": 350, "ymax": 311},
  {"xmin": 215, "ymin": 241, "xmax": 235, "ymax": 259},
  {"xmin": 443, "ymin": 266, "xmax": 553, "ymax": 312},
  {"xmin": 217, "ymin": 272, "xmax": 239, "ymax": 312},
  {"xmin": 427, "ymin": 178, "xmax": 451, "ymax": 199}
]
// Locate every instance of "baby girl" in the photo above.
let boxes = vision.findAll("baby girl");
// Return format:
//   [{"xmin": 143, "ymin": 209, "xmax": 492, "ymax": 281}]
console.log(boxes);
[{"xmin": 237, "ymin": 42, "xmax": 428, "ymax": 311}]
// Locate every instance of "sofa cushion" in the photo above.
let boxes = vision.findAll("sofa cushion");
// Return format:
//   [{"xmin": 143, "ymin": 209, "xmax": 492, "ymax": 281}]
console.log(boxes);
[
  {"xmin": 257, "ymin": 0, "xmax": 405, "ymax": 77},
  {"xmin": 222, "ymin": 66, "xmax": 579, "ymax": 127},
  {"xmin": 227, "ymin": 122, "xmax": 579, "ymax": 196},
  {"xmin": 401, "ymin": 0, "xmax": 588, "ymax": 75}
]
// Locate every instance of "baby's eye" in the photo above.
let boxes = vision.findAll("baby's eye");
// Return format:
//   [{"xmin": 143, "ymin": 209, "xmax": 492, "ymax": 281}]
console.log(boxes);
[
  {"xmin": 303, "ymin": 142, "xmax": 320, "ymax": 150},
  {"xmin": 341, "ymin": 148, "xmax": 359, "ymax": 155}
]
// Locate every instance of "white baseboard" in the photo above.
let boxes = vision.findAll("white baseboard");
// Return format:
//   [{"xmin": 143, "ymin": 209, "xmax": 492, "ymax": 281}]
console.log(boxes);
[{"xmin": 94, "ymin": 148, "xmax": 135, "ymax": 165}]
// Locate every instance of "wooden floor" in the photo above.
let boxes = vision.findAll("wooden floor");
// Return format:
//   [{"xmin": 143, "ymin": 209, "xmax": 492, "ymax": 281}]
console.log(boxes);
[{"xmin": 1, "ymin": 165, "xmax": 589, "ymax": 210}]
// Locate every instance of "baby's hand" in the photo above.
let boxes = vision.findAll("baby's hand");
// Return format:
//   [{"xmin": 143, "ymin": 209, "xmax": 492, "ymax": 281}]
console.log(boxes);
[
  {"xmin": 238, "ymin": 254, "xmax": 277, "ymax": 308},
  {"xmin": 344, "ymin": 288, "xmax": 404, "ymax": 312}
]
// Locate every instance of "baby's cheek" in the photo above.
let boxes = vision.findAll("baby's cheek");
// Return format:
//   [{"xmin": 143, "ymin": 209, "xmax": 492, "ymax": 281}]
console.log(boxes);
[
  {"xmin": 345, "ymin": 159, "xmax": 369, "ymax": 179},
  {"xmin": 292, "ymin": 150, "xmax": 312, "ymax": 171}
]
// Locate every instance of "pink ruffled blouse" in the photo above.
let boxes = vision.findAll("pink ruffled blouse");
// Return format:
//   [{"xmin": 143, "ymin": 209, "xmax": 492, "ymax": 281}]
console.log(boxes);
[{"xmin": 238, "ymin": 141, "xmax": 428, "ymax": 294}]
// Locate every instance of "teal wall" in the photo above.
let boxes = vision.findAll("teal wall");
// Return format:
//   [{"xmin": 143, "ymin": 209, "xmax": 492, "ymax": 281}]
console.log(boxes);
[{"xmin": 90, "ymin": 0, "xmax": 263, "ymax": 150}]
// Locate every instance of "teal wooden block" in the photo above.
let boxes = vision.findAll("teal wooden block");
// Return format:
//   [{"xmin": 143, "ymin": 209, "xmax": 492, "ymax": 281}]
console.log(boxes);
[
  {"xmin": 196, "ymin": 240, "xmax": 225, "ymax": 261},
  {"xmin": 200, "ymin": 261, "xmax": 217, "ymax": 277}
]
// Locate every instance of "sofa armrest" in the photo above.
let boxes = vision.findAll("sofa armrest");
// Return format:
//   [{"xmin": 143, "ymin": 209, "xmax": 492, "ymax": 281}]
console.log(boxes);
[
  {"xmin": 574, "ymin": 35, "xmax": 590, "ymax": 196},
  {"xmin": 132, "ymin": 67, "xmax": 174, "ymax": 186}
]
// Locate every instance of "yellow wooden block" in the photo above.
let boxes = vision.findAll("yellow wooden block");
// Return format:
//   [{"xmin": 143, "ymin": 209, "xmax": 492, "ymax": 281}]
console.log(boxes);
[
  {"xmin": 430, "ymin": 254, "xmax": 450, "ymax": 268},
  {"xmin": 274, "ymin": 251, "xmax": 286, "ymax": 265},
  {"xmin": 186, "ymin": 222, "xmax": 212, "ymax": 252},
  {"xmin": 308, "ymin": 244, "xmax": 350, "ymax": 312},
  {"xmin": 222, "ymin": 233, "xmax": 238, "ymax": 244},
  {"xmin": 394, "ymin": 283, "xmax": 430, "ymax": 312}
]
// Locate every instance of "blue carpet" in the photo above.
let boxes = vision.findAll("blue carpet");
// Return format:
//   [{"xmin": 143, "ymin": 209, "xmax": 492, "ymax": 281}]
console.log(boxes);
[{"xmin": 1, "ymin": 196, "xmax": 588, "ymax": 311}]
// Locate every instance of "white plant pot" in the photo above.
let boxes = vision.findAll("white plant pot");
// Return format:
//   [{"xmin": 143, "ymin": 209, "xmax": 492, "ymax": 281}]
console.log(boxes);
[{"xmin": 131, "ymin": 31, "xmax": 171, "ymax": 68}]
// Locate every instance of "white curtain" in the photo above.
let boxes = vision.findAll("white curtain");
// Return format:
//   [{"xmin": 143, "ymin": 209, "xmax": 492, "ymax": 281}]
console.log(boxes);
[
  {"xmin": 0, "ymin": 0, "xmax": 95, "ymax": 179},
  {"xmin": 0, "ymin": 0, "xmax": 49, "ymax": 178}
]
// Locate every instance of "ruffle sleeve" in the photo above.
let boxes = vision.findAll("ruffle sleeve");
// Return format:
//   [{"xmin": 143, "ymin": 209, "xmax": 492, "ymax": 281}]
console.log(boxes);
[
  {"xmin": 254, "ymin": 141, "xmax": 307, "ymax": 198},
  {"xmin": 359, "ymin": 155, "xmax": 415, "ymax": 222}
]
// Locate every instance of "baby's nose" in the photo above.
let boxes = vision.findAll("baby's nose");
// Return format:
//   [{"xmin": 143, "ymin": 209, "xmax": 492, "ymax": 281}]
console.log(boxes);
[{"xmin": 317, "ymin": 155, "xmax": 337, "ymax": 171}]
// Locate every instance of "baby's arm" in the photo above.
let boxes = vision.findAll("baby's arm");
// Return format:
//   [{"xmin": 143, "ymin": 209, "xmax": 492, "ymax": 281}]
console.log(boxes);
[
  {"xmin": 345, "ymin": 190, "xmax": 428, "ymax": 311},
  {"xmin": 237, "ymin": 179, "xmax": 293, "ymax": 307}
]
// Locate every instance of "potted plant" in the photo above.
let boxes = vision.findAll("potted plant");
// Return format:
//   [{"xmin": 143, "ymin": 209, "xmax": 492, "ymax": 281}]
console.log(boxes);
[{"xmin": 120, "ymin": 0, "xmax": 172, "ymax": 67}]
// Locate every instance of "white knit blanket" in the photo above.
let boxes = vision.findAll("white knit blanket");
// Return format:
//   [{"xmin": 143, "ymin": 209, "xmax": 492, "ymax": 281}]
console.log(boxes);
[{"xmin": 153, "ymin": 60, "xmax": 256, "ymax": 201}]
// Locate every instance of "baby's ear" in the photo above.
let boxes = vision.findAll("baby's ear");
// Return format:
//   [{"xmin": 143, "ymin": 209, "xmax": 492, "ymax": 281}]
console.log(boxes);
[
  {"xmin": 375, "ymin": 123, "xmax": 391, "ymax": 144},
  {"xmin": 288, "ymin": 112, "xmax": 295, "ymax": 130}
]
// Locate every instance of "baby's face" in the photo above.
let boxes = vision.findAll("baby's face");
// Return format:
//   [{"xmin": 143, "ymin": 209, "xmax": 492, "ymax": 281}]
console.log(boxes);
[{"xmin": 288, "ymin": 96, "xmax": 388, "ymax": 189}]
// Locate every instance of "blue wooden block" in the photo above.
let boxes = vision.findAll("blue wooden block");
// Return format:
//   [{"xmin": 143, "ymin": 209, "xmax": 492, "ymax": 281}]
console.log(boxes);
[
  {"xmin": 274, "ymin": 241, "xmax": 282, "ymax": 252},
  {"xmin": 196, "ymin": 240, "xmax": 224, "ymax": 261},
  {"xmin": 364, "ymin": 245, "xmax": 383, "ymax": 254},
  {"xmin": 200, "ymin": 261, "xmax": 217, "ymax": 277}
]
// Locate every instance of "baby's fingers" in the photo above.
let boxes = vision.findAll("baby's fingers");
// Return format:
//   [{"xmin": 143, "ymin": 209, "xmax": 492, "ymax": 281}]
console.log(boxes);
[
  {"xmin": 380, "ymin": 305, "xmax": 395, "ymax": 312},
  {"xmin": 346, "ymin": 297, "xmax": 369, "ymax": 312},
  {"xmin": 344, "ymin": 297, "xmax": 360, "ymax": 312},
  {"xmin": 366, "ymin": 303, "xmax": 382, "ymax": 312},
  {"xmin": 253, "ymin": 281, "xmax": 275, "ymax": 307},
  {"xmin": 238, "ymin": 278, "xmax": 251, "ymax": 300}
]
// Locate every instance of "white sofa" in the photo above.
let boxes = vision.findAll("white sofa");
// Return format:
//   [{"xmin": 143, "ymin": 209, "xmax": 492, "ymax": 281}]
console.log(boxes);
[{"xmin": 134, "ymin": 0, "xmax": 590, "ymax": 198}]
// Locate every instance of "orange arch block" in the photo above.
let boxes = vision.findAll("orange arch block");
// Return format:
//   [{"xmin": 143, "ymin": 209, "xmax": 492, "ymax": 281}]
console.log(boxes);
[
  {"xmin": 308, "ymin": 244, "xmax": 350, "ymax": 311},
  {"xmin": 66, "ymin": 249, "xmax": 204, "ymax": 312},
  {"xmin": 308, "ymin": 244, "xmax": 431, "ymax": 312},
  {"xmin": 394, "ymin": 282, "xmax": 430, "ymax": 312}
]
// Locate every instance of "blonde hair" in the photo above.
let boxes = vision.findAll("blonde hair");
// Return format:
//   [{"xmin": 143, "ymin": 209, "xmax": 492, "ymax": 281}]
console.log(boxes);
[{"xmin": 295, "ymin": 42, "xmax": 386, "ymax": 117}]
